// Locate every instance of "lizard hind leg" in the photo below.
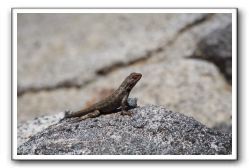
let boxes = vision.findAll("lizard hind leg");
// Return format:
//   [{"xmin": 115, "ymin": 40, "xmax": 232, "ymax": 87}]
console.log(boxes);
[
  {"xmin": 79, "ymin": 110, "xmax": 101, "ymax": 121},
  {"xmin": 66, "ymin": 110, "xmax": 101, "ymax": 123}
]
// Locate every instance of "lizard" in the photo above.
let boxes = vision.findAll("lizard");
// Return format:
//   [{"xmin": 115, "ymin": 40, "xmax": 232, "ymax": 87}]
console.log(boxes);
[{"xmin": 63, "ymin": 72, "xmax": 142, "ymax": 121}]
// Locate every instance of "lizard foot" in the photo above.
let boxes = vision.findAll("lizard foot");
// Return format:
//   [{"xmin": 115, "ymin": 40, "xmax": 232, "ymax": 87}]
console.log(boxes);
[{"xmin": 121, "ymin": 110, "xmax": 133, "ymax": 116}]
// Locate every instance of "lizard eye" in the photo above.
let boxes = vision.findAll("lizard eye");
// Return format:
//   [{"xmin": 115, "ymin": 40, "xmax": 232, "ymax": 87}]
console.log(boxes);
[
  {"xmin": 132, "ymin": 75, "xmax": 137, "ymax": 79},
  {"xmin": 132, "ymin": 76, "xmax": 140, "ymax": 80},
  {"xmin": 130, "ymin": 73, "xmax": 142, "ymax": 80},
  {"xmin": 133, "ymin": 74, "xmax": 141, "ymax": 79}
]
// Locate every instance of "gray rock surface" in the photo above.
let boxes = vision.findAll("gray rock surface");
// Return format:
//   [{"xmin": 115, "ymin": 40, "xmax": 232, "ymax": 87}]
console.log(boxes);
[
  {"xmin": 17, "ymin": 105, "xmax": 232, "ymax": 155},
  {"xmin": 17, "ymin": 112, "xmax": 64, "ymax": 147},
  {"xmin": 17, "ymin": 13, "xmax": 232, "ymax": 129},
  {"xmin": 192, "ymin": 24, "xmax": 232, "ymax": 84},
  {"xmin": 17, "ymin": 13, "xmax": 209, "ymax": 93}
]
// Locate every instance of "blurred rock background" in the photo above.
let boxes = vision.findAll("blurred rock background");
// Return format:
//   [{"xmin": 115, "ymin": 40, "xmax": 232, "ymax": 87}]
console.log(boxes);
[{"xmin": 17, "ymin": 13, "xmax": 232, "ymax": 127}]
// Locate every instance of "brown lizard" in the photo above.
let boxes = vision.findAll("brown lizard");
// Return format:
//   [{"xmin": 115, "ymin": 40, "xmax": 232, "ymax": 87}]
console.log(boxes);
[{"xmin": 63, "ymin": 72, "xmax": 142, "ymax": 121}]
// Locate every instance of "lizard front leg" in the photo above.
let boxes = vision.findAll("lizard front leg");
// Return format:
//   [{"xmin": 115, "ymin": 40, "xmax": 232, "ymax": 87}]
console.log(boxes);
[{"xmin": 121, "ymin": 93, "xmax": 132, "ymax": 116}]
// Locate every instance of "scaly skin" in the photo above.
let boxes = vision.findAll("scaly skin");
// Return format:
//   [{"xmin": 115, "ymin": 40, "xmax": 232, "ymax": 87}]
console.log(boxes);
[{"xmin": 64, "ymin": 72, "xmax": 142, "ymax": 120}]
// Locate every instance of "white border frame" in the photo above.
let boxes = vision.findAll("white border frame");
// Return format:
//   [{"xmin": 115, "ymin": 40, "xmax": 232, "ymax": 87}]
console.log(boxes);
[{"xmin": 12, "ymin": 8, "xmax": 237, "ymax": 160}]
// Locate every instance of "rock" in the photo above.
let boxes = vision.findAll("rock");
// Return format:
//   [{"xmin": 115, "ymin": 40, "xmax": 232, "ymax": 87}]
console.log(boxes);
[
  {"xmin": 17, "ymin": 13, "xmax": 209, "ymax": 93},
  {"xmin": 192, "ymin": 23, "xmax": 232, "ymax": 84},
  {"xmin": 17, "ymin": 105, "xmax": 232, "ymax": 155},
  {"xmin": 17, "ymin": 112, "xmax": 64, "ymax": 147},
  {"xmin": 212, "ymin": 123, "xmax": 232, "ymax": 133}
]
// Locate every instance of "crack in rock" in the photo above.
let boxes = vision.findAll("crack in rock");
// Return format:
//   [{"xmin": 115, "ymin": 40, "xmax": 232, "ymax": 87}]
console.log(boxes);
[{"xmin": 17, "ymin": 14, "xmax": 214, "ymax": 97}]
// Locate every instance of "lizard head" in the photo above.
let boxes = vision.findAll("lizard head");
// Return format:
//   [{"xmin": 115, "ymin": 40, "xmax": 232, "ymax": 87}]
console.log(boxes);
[{"xmin": 121, "ymin": 72, "xmax": 142, "ymax": 91}]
